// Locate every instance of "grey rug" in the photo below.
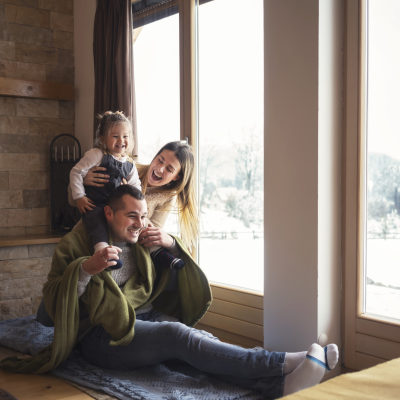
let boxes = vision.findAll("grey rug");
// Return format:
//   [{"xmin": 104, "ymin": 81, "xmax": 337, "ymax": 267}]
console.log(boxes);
[
  {"xmin": 0, "ymin": 389, "xmax": 19, "ymax": 400},
  {"xmin": 0, "ymin": 316, "xmax": 265, "ymax": 400}
]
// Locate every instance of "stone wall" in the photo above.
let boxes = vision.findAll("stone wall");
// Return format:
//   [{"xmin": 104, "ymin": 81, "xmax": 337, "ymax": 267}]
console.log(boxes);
[
  {"xmin": 0, "ymin": 0, "xmax": 75, "ymax": 236},
  {"xmin": 0, "ymin": 243, "xmax": 56, "ymax": 320}
]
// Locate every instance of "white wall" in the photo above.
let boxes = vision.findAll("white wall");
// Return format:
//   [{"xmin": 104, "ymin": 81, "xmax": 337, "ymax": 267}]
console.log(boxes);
[
  {"xmin": 74, "ymin": 0, "xmax": 97, "ymax": 154},
  {"xmin": 264, "ymin": 0, "xmax": 342, "ymax": 377}
]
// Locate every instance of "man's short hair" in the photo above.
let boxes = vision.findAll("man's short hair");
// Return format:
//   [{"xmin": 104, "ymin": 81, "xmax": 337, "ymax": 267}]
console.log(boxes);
[{"xmin": 106, "ymin": 185, "xmax": 145, "ymax": 213}]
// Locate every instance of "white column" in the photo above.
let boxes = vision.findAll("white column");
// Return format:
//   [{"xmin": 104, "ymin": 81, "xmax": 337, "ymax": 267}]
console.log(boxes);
[
  {"xmin": 317, "ymin": 0, "xmax": 342, "ymax": 377},
  {"xmin": 264, "ymin": 0, "xmax": 319, "ymax": 352},
  {"xmin": 264, "ymin": 0, "xmax": 342, "ymax": 377},
  {"xmin": 74, "ymin": 0, "xmax": 97, "ymax": 154}
]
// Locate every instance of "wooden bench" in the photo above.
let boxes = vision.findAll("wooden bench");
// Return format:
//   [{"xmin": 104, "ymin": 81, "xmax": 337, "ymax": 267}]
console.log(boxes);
[{"xmin": 286, "ymin": 357, "xmax": 400, "ymax": 399}]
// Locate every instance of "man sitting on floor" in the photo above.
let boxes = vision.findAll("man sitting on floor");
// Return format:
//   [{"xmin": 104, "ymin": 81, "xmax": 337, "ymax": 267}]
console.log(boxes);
[{"xmin": 0, "ymin": 185, "xmax": 338, "ymax": 399}]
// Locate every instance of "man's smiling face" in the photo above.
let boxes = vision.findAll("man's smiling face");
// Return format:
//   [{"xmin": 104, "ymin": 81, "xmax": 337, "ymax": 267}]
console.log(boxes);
[{"xmin": 105, "ymin": 194, "xmax": 147, "ymax": 243}]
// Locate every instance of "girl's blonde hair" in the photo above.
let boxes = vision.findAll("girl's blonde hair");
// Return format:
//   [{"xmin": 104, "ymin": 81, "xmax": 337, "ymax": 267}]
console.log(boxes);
[
  {"xmin": 94, "ymin": 111, "xmax": 134, "ymax": 155},
  {"xmin": 137, "ymin": 141, "xmax": 199, "ymax": 250}
]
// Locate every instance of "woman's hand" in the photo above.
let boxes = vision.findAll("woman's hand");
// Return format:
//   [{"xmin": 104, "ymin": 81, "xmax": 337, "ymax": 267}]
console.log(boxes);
[
  {"xmin": 83, "ymin": 166, "xmax": 110, "ymax": 187},
  {"xmin": 82, "ymin": 246, "xmax": 122, "ymax": 275},
  {"xmin": 138, "ymin": 223, "xmax": 174, "ymax": 248},
  {"xmin": 76, "ymin": 196, "xmax": 95, "ymax": 214}
]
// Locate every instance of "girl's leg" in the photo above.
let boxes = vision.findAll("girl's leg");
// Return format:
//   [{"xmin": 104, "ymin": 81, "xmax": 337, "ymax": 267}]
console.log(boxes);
[
  {"xmin": 82, "ymin": 207, "xmax": 123, "ymax": 269},
  {"xmin": 82, "ymin": 206, "xmax": 110, "ymax": 252},
  {"xmin": 149, "ymin": 244, "xmax": 185, "ymax": 271}
]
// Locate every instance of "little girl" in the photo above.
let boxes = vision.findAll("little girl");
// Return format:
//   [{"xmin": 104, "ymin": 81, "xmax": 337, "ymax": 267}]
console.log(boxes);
[{"xmin": 70, "ymin": 111, "xmax": 184, "ymax": 271}]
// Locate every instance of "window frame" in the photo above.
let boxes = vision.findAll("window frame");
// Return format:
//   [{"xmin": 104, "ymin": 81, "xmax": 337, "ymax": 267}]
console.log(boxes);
[
  {"xmin": 343, "ymin": 0, "xmax": 400, "ymax": 371},
  {"xmin": 132, "ymin": 0, "xmax": 264, "ymax": 347}
]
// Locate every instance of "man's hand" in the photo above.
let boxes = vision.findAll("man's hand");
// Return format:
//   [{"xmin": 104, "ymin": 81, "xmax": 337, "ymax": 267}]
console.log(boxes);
[
  {"xmin": 83, "ymin": 166, "xmax": 109, "ymax": 187},
  {"xmin": 138, "ymin": 223, "xmax": 174, "ymax": 248},
  {"xmin": 76, "ymin": 196, "xmax": 95, "ymax": 214},
  {"xmin": 82, "ymin": 246, "xmax": 122, "ymax": 275}
]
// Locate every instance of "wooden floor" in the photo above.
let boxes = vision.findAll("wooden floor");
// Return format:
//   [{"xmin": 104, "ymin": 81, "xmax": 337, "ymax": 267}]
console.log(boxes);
[
  {"xmin": 0, "ymin": 370, "xmax": 93, "ymax": 400},
  {"xmin": 0, "ymin": 347, "xmax": 92, "ymax": 400}
]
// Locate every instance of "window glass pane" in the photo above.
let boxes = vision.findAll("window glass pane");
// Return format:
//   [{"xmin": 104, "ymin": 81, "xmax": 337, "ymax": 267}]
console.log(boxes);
[
  {"xmin": 134, "ymin": 15, "xmax": 180, "ymax": 234},
  {"xmin": 198, "ymin": 0, "xmax": 264, "ymax": 292},
  {"xmin": 365, "ymin": 0, "xmax": 400, "ymax": 320},
  {"xmin": 133, "ymin": 15, "xmax": 180, "ymax": 165}
]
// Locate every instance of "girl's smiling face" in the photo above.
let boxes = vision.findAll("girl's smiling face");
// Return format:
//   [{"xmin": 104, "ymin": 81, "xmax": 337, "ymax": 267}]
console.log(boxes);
[
  {"xmin": 104, "ymin": 123, "xmax": 131, "ymax": 157},
  {"xmin": 147, "ymin": 150, "xmax": 181, "ymax": 187}
]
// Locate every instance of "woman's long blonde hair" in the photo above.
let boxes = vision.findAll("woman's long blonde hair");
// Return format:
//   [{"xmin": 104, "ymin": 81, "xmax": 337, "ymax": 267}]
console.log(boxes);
[{"xmin": 137, "ymin": 141, "xmax": 199, "ymax": 250}]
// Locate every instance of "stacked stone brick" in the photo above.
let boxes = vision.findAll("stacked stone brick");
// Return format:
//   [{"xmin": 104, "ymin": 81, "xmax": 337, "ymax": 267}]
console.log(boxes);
[
  {"xmin": 0, "ymin": 0, "xmax": 75, "ymax": 236},
  {"xmin": 0, "ymin": 243, "xmax": 56, "ymax": 320},
  {"xmin": 0, "ymin": 0, "xmax": 74, "ymax": 319}
]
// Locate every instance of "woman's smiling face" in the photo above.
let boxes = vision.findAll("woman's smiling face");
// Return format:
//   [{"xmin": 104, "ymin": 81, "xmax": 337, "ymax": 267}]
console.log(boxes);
[{"xmin": 147, "ymin": 150, "xmax": 181, "ymax": 187}]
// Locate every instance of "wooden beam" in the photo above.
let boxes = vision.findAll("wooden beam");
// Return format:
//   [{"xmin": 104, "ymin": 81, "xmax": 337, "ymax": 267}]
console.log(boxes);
[
  {"xmin": 0, "ymin": 234, "xmax": 64, "ymax": 248},
  {"xmin": 211, "ymin": 284, "xmax": 264, "ymax": 309},
  {"xmin": 208, "ymin": 298, "xmax": 263, "ymax": 326},
  {"xmin": 199, "ymin": 312, "xmax": 263, "ymax": 341},
  {"xmin": 179, "ymin": 0, "xmax": 196, "ymax": 145},
  {"xmin": 355, "ymin": 333, "xmax": 400, "ymax": 361},
  {"xmin": 179, "ymin": 0, "xmax": 197, "ymax": 259},
  {"xmin": 355, "ymin": 352, "xmax": 385, "ymax": 371},
  {"xmin": 0, "ymin": 77, "xmax": 75, "ymax": 101}
]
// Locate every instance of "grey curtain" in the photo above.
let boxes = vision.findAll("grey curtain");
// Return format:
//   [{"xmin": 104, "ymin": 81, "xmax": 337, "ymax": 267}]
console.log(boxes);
[{"xmin": 93, "ymin": 0, "xmax": 138, "ymax": 154}]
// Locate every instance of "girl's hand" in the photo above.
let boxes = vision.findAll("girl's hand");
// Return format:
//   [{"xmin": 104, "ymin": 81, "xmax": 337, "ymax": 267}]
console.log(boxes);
[
  {"xmin": 76, "ymin": 196, "xmax": 95, "ymax": 214},
  {"xmin": 138, "ymin": 223, "xmax": 174, "ymax": 248},
  {"xmin": 120, "ymin": 178, "xmax": 127, "ymax": 185},
  {"xmin": 82, "ymin": 246, "xmax": 122, "ymax": 275},
  {"xmin": 83, "ymin": 166, "xmax": 110, "ymax": 187}
]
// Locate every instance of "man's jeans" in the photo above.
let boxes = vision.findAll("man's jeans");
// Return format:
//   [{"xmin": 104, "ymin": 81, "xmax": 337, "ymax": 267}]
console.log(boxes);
[{"xmin": 80, "ymin": 310, "xmax": 286, "ymax": 399}]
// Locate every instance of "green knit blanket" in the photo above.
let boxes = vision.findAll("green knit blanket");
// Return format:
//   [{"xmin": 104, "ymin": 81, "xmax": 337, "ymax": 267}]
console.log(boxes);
[{"xmin": 0, "ymin": 224, "xmax": 211, "ymax": 374}]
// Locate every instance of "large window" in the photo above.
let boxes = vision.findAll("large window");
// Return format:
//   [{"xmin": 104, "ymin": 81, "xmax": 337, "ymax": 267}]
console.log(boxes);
[
  {"xmin": 132, "ymin": 0, "xmax": 264, "ymax": 347},
  {"xmin": 198, "ymin": 0, "xmax": 264, "ymax": 292},
  {"xmin": 364, "ymin": 0, "xmax": 400, "ymax": 321},
  {"xmin": 343, "ymin": 0, "xmax": 400, "ymax": 372},
  {"xmin": 133, "ymin": 15, "xmax": 180, "ymax": 165},
  {"xmin": 133, "ymin": 0, "xmax": 264, "ymax": 292}
]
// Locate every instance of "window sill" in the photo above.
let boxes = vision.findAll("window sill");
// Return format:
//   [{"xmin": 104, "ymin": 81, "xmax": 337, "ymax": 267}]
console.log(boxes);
[{"xmin": 197, "ymin": 283, "xmax": 264, "ymax": 348}]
